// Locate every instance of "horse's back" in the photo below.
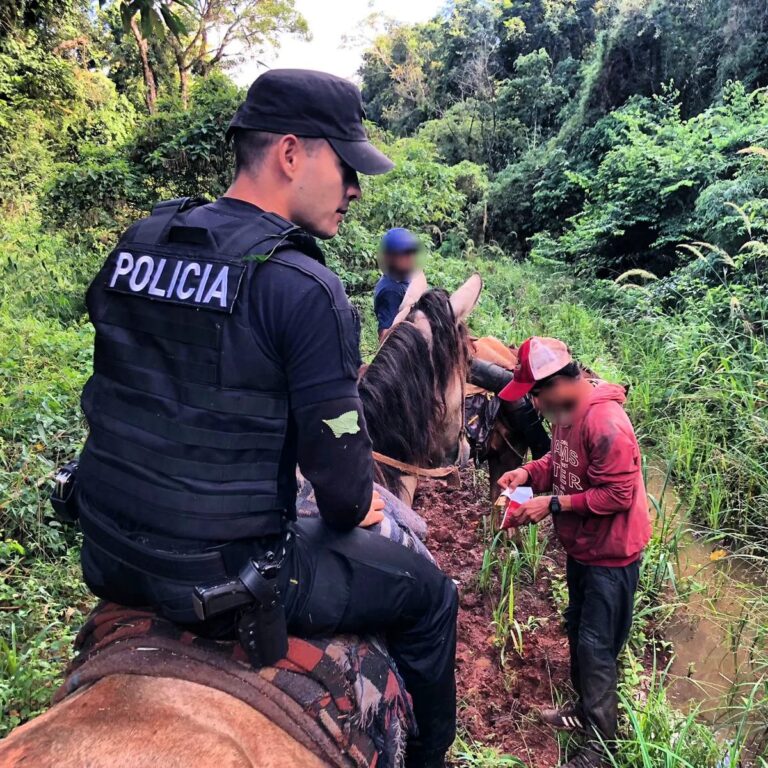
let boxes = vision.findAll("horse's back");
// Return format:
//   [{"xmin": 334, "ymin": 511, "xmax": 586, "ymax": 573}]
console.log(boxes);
[{"xmin": 0, "ymin": 674, "xmax": 330, "ymax": 768}]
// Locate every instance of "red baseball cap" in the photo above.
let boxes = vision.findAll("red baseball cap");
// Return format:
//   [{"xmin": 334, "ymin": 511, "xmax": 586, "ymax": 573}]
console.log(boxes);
[{"xmin": 499, "ymin": 337, "xmax": 573, "ymax": 401}]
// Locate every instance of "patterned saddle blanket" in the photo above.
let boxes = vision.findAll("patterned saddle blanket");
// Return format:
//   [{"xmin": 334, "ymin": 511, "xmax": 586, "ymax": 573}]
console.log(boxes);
[
  {"xmin": 55, "ymin": 602, "xmax": 415, "ymax": 768},
  {"xmin": 57, "ymin": 482, "xmax": 429, "ymax": 768}
]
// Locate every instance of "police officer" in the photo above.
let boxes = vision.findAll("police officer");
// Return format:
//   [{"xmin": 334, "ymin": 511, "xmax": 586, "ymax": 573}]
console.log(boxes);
[{"xmin": 75, "ymin": 69, "xmax": 457, "ymax": 768}]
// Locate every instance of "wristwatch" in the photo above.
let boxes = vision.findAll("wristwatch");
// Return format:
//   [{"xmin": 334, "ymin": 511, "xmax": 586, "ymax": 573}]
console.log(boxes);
[{"xmin": 549, "ymin": 496, "xmax": 562, "ymax": 515}]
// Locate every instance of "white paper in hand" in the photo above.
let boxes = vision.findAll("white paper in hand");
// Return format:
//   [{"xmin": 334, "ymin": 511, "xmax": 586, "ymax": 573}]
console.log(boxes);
[{"xmin": 501, "ymin": 486, "xmax": 534, "ymax": 529}]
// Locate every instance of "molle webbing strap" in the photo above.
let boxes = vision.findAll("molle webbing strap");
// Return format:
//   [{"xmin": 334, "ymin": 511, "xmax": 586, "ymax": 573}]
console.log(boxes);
[
  {"xmin": 90, "ymin": 396, "xmax": 286, "ymax": 451},
  {"xmin": 91, "ymin": 363, "xmax": 287, "ymax": 419},
  {"xmin": 80, "ymin": 455, "xmax": 280, "ymax": 515},
  {"xmin": 87, "ymin": 428, "xmax": 279, "ymax": 484},
  {"xmin": 95, "ymin": 337, "xmax": 219, "ymax": 386},
  {"xmin": 101, "ymin": 303, "xmax": 222, "ymax": 349}
]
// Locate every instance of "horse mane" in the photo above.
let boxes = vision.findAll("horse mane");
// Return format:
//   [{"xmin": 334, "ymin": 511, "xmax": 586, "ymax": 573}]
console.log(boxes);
[
  {"xmin": 359, "ymin": 288, "xmax": 471, "ymax": 496},
  {"xmin": 359, "ymin": 322, "xmax": 438, "ymax": 494},
  {"xmin": 410, "ymin": 289, "xmax": 470, "ymax": 419}
]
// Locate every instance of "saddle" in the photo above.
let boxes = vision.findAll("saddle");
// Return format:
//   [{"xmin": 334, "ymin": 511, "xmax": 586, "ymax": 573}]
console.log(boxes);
[
  {"xmin": 466, "ymin": 336, "xmax": 518, "ymax": 397},
  {"xmin": 55, "ymin": 602, "xmax": 415, "ymax": 768},
  {"xmin": 465, "ymin": 336, "xmax": 518, "ymax": 460}
]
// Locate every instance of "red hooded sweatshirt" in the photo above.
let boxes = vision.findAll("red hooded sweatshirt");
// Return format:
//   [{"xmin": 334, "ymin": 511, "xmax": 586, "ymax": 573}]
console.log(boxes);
[{"xmin": 523, "ymin": 382, "xmax": 651, "ymax": 567}]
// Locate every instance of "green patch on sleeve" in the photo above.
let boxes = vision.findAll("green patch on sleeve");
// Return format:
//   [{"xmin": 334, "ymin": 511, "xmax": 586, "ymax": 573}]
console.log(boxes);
[{"xmin": 323, "ymin": 410, "xmax": 360, "ymax": 438}]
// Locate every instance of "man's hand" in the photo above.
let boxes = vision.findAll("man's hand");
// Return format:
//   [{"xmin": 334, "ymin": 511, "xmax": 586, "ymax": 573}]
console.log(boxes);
[
  {"xmin": 358, "ymin": 490, "xmax": 385, "ymax": 528},
  {"xmin": 497, "ymin": 467, "xmax": 529, "ymax": 492},
  {"xmin": 502, "ymin": 495, "xmax": 551, "ymax": 528}
]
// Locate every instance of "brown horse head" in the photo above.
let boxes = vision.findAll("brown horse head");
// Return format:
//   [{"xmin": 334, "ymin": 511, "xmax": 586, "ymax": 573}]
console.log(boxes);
[{"xmin": 360, "ymin": 273, "xmax": 482, "ymax": 503}]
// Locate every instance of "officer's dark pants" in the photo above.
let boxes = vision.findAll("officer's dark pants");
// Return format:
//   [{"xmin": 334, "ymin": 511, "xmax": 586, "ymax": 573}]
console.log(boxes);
[
  {"xmin": 564, "ymin": 556, "xmax": 640, "ymax": 750},
  {"xmin": 279, "ymin": 519, "xmax": 458, "ymax": 759},
  {"xmin": 83, "ymin": 517, "xmax": 458, "ymax": 761}
]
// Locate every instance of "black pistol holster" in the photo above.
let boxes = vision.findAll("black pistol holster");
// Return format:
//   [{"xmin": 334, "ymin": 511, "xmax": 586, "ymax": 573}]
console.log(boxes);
[{"xmin": 192, "ymin": 533, "xmax": 291, "ymax": 667}]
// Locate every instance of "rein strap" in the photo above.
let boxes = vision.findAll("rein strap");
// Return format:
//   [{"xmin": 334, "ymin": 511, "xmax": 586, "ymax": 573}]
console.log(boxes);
[{"xmin": 372, "ymin": 451, "xmax": 460, "ymax": 483}]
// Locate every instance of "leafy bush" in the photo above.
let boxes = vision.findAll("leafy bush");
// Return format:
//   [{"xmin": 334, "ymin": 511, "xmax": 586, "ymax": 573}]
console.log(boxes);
[
  {"xmin": 0, "ymin": 312, "xmax": 91, "ymax": 555},
  {"xmin": 531, "ymin": 84, "xmax": 768, "ymax": 276},
  {"xmin": 128, "ymin": 73, "xmax": 243, "ymax": 200},
  {"xmin": 45, "ymin": 153, "xmax": 149, "ymax": 235}
]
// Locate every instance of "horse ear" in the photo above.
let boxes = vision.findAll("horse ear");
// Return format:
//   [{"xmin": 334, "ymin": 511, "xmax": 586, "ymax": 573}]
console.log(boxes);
[
  {"xmin": 390, "ymin": 270, "xmax": 429, "ymax": 329},
  {"xmin": 449, "ymin": 273, "xmax": 483, "ymax": 324}
]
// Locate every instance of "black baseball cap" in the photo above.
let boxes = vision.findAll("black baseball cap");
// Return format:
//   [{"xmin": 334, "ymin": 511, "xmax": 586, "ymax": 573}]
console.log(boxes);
[{"xmin": 227, "ymin": 68, "xmax": 394, "ymax": 175}]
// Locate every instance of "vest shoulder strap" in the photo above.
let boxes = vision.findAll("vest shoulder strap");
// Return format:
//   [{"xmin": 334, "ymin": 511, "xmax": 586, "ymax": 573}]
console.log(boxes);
[
  {"xmin": 117, "ymin": 200, "xmax": 325, "ymax": 269},
  {"xmin": 121, "ymin": 197, "xmax": 210, "ymax": 247},
  {"xmin": 269, "ymin": 249, "xmax": 344, "ymax": 306},
  {"xmin": 220, "ymin": 211, "xmax": 327, "ymax": 266},
  {"xmin": 217, "ymin": 210, "xmax": 300, "ymax": 259}
]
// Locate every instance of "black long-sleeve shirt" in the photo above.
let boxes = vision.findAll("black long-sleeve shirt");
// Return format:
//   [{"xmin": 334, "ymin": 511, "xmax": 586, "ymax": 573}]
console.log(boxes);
[{"xmin": 248, "ymin": 245, "xmax": 374, "ymax": 531}]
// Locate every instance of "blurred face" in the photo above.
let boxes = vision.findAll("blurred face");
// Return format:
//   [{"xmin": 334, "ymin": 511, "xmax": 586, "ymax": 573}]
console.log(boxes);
[
  {"xmin": 288, "ymin": 139, "xmax": 361, "ymax": 239},
  {"xmin": 384, "ymin": 249, "xmax": 418, "ymax": 276},
  {"xmin": 531, "ymin": 375, "xmax": 587, "ymax": 426}
]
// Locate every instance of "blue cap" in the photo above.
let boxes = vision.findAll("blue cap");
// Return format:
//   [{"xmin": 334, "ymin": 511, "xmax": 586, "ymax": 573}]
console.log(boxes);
[{"xmin": 381, "ymin": 228, "xmax": 420, "ymax": 254}]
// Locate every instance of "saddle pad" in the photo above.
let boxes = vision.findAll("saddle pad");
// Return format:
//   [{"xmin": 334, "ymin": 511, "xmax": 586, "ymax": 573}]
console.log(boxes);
[
  {"xmin": 296, "ymin": 478, "xmax": 432, "ymax": 562},
  {"xmin": 55, "ymin": 602, "xmax": 415, "ymax": 768},
  {"xmin": 472, "ymin": 336, "xmax": 517, "ymax": 370}
]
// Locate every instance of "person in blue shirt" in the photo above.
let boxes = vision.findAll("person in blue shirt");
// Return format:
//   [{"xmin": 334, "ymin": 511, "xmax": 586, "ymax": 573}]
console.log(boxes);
[{"xmin": 374, "ymin": 227, "xmax": 420, "ymax": 337}]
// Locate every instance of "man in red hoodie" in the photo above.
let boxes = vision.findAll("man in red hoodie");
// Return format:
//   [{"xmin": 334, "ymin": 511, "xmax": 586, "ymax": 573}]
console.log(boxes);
[{"xmin": 497, "ymin": 337, "xmax": 651, "ymax": 768}]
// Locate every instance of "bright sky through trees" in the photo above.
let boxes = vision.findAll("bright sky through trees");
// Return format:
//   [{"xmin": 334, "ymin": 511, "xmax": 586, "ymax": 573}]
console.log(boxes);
[{"xmin": 233, "ymin": 0, "xmax": 444, "ymax": 83}]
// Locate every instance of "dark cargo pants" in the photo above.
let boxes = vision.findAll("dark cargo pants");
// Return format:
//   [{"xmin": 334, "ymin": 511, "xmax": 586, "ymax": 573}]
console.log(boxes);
[
  {"xmin": 564, "ymin": 556, "xmax": 640, "ymax": 748},
  {"xmin": 279, "ymin": 519, "xmax": 458, "ymax": 758}
]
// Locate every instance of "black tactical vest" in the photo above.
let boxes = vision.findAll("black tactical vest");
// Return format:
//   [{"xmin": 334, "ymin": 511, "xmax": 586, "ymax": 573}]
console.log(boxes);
[{"xmin": 78, "ymin": 197, "xmax": 330, "ymax": 546}]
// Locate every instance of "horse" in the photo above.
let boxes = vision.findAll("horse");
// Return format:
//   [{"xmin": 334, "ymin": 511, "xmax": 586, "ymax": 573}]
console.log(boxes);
[
  {"xmin": 0, "ymin": 274, "xmax": 482, "ymax": 768},
  {"xmin": 359, "ymin": 273, "xmax": 482, "ymax": 506}
]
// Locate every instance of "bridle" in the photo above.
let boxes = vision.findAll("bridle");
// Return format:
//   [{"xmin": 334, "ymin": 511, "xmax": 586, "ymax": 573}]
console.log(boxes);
[{"xmin": 371, "ymin": 451, "xmax": 460, "ymax": 486}]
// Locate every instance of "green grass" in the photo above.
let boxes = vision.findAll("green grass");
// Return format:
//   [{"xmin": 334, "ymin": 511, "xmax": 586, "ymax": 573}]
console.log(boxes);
[
  {"xmin": 451, "ymin": 733, "xmax": 527, "ymax": 767},
  {"xmin": 0, "ymin": 547, "xmax": 91, "ymax": 734}
]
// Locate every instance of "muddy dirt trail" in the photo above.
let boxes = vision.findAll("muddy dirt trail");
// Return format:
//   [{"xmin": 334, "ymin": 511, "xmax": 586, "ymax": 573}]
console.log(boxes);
[{"xmin": 413, "ymin": 474, "xmax": 570, "ymax": 767}]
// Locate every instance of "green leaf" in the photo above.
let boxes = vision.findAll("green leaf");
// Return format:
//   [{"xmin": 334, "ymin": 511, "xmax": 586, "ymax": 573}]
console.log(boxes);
[
  {"xmin": 322, "ymin": 411, "xmax": 360, "ymax": 438},
  {"xmin": 159, "ymin": 5, "xmax": 188, "ymax": 37}
]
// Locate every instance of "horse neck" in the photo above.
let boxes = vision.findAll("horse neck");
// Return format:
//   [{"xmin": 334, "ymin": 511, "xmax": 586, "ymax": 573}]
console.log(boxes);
[
  {"xmin": 361, "ymin": 322, "xmax": 468, "ymax": 500},
  {"xmin": 360, "ymin": 331, "xmax": 439, "ymax": 499}
]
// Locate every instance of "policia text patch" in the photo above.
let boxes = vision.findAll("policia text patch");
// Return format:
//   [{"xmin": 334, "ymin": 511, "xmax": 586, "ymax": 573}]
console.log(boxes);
[{"xmin": 106, "ymin": 251, "xmax": 244, "ymax": 313}]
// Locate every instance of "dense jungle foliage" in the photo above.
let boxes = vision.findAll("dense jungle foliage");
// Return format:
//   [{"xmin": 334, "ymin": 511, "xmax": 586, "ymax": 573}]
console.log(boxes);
[{"xmin": 1, "ymin": 0, "xmax": 768, "ymax": 765}]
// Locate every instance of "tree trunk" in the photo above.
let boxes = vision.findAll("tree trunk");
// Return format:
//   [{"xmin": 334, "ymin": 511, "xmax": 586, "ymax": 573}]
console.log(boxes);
[
  {"xmin": 167, "ymin": 33, "xmax": 190, "ymax": 109},
  {"xmin": 178, "ymin": 64, "xmax": 190, "ymax": 109},
  {"xmin": 129, "ymin": 17, "xmax": 157, "ymax": 114}
]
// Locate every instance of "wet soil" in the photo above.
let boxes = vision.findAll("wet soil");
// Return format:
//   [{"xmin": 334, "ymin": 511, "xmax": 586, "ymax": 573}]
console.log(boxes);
[{"xmin": 413, "ymin": 474, "xmax": 570, "ymax": 767}]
